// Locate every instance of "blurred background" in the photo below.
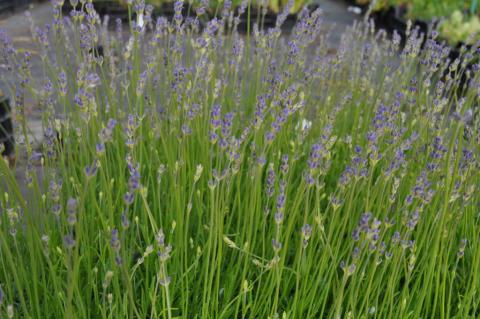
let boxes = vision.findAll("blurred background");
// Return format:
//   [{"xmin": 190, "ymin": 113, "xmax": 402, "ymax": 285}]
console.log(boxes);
[{"xmin": 1, "ymin": 0, "xmax": 479, "ymax": 45}]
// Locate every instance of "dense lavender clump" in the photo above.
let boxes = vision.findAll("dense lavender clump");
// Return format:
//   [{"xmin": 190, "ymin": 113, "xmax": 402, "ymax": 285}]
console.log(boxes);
[{"xmin": 0, "ymin": 0, "xmax": 479, "ymax": 318}]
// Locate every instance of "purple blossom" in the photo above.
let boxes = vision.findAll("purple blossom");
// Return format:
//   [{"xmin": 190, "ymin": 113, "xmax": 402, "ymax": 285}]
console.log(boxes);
[
  {"xmin": 58, "ymin": 70, "xmax": 67, "ymax": 95},
  {"xmin": 63, "ymin": 234, "xmax": 76, "ymax": 249},
  {"xmin": 280, "ymin": 154, "xmax": 289, "ymax": 175},
  {"xmin": 67, "ymin": 198, "xmax": 78, "ymax": 226},
  {"xmin": 121, "ymin": 212, "xmax": 130, "ymax": 229},
  {"xmin": 110, "ymin": 229, "xmax": 121, "ymax": 252},
  {"xmin": 301, "ymin": 224, "xmax": 312, "ymax": 247},
  {"xmin": 159, "ymin": 276, "xmax": 171, "ymax": 287},
  {"xmin": 96, "ymin": 143, "xmax": 105, "ymax": 155},
  {"xmin": 124, "ymin": 192, "xmax": 134, "ymax": 205},
  {"xmin": 210, "ymin": 104, "xmax": 222, "ymax": 130},
  {"xmin": 392, "ymin": 231, "xmax": 401, "ymax": 244},
  {"xmin": 134, "ymin": 0, "xmax": 145, "ymax": 12},
  {"xmin": 266, "ymin": 164, "xmax": 275, "ymax": 198},
  {"xmin": 181, "ymin": 124, "xmax": 192, "ymax": 136},
  {"xmin": 128, "ymin": 164, "xmax": 141, "ymax": 191},
  {"xmin": 276, "ymin": 181, "xmax": 286, "ymax": 213},
  {"xmin": 196, "ymin": 0, "xmax": 207, "ymax": 16},
  {"xmin": 406, "ymin": 209, "xmax": 420, "ymax": 230},
  {"xmin": 340, "ymin": 261, "xmax": 356, "ymax": 276},
  {"xmin": 274, "ymin": 212, "xmax": 284, "ymax": 225},
  {"xmin": 85, "ymin": 160, "xmax": 99, "ymax": 178},
  {"xmin": 222, "ymin": 112, "xmax": 234, "ymax": 138},
  {"xmin": 85, "ymin": 72, "xmax": 100, "ymax": 88},
  {"xmin": 307, "ymin": 143, "xmax": 322, "ymax": 170},
  {"xmin": 271, "ymin": 239, "xmax": 282, "ymax": 252},
  {"xmin": 173, "ymin": 0, "xmax": 184, "ymax": 27}
]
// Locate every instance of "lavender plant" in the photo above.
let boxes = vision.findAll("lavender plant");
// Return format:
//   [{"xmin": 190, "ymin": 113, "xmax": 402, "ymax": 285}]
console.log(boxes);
[{"xmin": 0, "ymin": 0, "xmax": 479, "ymax": 318}]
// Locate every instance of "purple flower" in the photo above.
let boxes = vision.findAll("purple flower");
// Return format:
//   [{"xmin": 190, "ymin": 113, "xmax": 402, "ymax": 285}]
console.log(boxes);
[
  {"xmin": 206, "ymin": 18, "xmax": 219, "ymax": 37},
  {"xmin": 366, "ymin": 131, "xmax": 378, "ymax": 145},
  {"xmin": 307, "ymin": 143, "xmax": 322, "ymax": 170},
  {"xmin": 301, "ymin": 224, "xmax": 312, "ymax": 247},
  {"xmin": 221, "ymin": 0, "xmax": 232, "ymax": 18},
  {"xmin": 134, "ymin": 0, "xmax": 145, "ymax": 12},
  {"xmin": 115, "ymin": 254, "xmax": 123, "ymax": 266},
  {"xmin": 58, "ymin": 70, "xmax": 67, "ymax": 95},
  {"xmin": 276, "ymin": 181, "xmax": 286, "ymax": 212},
  {"xmin": 222, "ymin": 112, "xmax": 234, "ymax": 138},
  {"xmin": 107, "ymin": 119, "xmax": 117, "ymax": 130},
  {"xmin": 340, "ymin": 261, "xmax": 356, "ymax": 276},
  {"xmin": 74, "ymin": 92, "xmax": 83, "ymax": 108},
  {"xmin": 79, "ymin": 23, "xmax": 93, "ymax": 50},
  {"xmin": 392, "ymin": 231, "xmax": 401, "ymax": 244},
  {"xmin": 96, "ymin": 143, "xmax": 105, "ymax": 155},
  {"xmin": 352, "ymin": 247, "xmax": 360, "ymax": 259},
  {"xmin": 67, "ymin": 198, "xmax": 78, "ymax": 226},
  {"xmin": 159, "ymin": 276, "xmax": 171, "ymax": 287},
  {"xmin": 265, "ymin": 131, "xmax": 275, "ymax": 143},
  {"xmin": 44, "ymin": 79, "xmax": 53, "ymax": 95},
  {"xmin": 210, "ymin": 104, "xmax": 222, "ymax": 130},
  {"xmin": 30, "ymin": 151, "xmax": 43, "ymax": 162},
  {"xmin": 124, "ymin": 192, "xmax": 134, "ymax": 205},
  {"xmin": 209, "ymin": 131, "xmax": 218, "ymax": 144},
  {"xmin": 173, "ymin": 0, "xmax": 184, "ymax": 27},
  {"xmin": 274, "ymin": 212, "xmax": 284, "ymax": 225},
  {"xmin": 358, "ymin": 212, "xmax": 372, "ymax": 231},
  {"xmin": 52, "ymin": 203, "xmax": 61, "ymax": 216},
  {"xmin": 63, "ymin": 234, "xmax": 76, "ymax": 249},
  {"xmin": 127, "ymin": 162, "xmax": 141, "ymax": 191},
  {"xmin": 196, "ymin": 0, "xmax": 207, "ymax": 16},
  {"xmin": 329, "ymin": 195, "xmax": 343, "ymax": 209},
  {"xmin": 352, "ymin": 228, "xmax": 360, "ymax": 241},
  {"xmin": 85, "ymin": 160, "xmax": 99, "ymax": 178},
  {"xmin": 305, "ymin": 172, "xmax": 314, "ymax": 185},
  {"xmin": 110, "ymin": 229, "xmax": 121, "ymax": 253},
  {"xmin": 406, "ymin": 209, "xmax": 420, "ymax": 230},
  {"xmin": 271, "ymin": 239, "xmax": 282, "ymax": 252},
  {"xmin": 85, "ymin": 72, "xmax": 100, "ymax": 88},
  {"xmin": 181, "ymin": 123, "xmax": 192, "ymax": 136},
  {"xmin": 280, "ymin": 154, "xmax": 289, "ymax": 175},
  {"xmin": 405, "ymin": 194, "xmax": 413, "ymax": 205},
  {"xmin": 266, "ymin": 164, "xmax": 275, "ymax": 198},
  {"xmin": 254, "ymin": 95, "xmax": 267, "ymax": 128},
  {"xmin": 136, "ymin": 71, "xmax": 148, "ymax": 95},
  {"xmin": 121, "ymin": 212, "xmax": 130, "ymax": 229}
]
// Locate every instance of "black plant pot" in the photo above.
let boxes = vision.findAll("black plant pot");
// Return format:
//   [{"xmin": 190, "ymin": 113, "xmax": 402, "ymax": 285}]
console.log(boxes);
[
  {"xmin": 148, "ymin": 2, "xmax": 198, "ymax": 23},
  {"xmin": 343, "ymin": 0, "xmax": 369, "ymax": 13},
  {"xmin": 235, "ymin": 3, "xmax": 320, "ymax": 34},
  {"xmin": 62, "ymin": 1, "xmax": 130, "ymax": 21},
  {"xmin": 0, "ymin": 96, "xmax": 15, "ymax": 160},
  {"xmin": 443, "ymin": 42, "xmax": 475, "ymax": 97},
  {"xmin": 100, "ymin": 1, "xmax": 130, "ymax": 22},
  {"xmin": 0, "ymin": 0, "xmax": 30, "ymax": 15},
  {"xmin": 370, "ymin": 6, "xmax": 429, "ymax": 49},
  {"xmin": 235, "ymin": 10, "xmax": 278, "ymax": 32},
  {"xmin": 0, "ymin": 0, "xmax": 15, "ymax": 14}
]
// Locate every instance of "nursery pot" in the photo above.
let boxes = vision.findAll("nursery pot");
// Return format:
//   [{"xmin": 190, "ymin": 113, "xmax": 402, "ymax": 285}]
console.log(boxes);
[
  {"xmin": 0, "ymin": 0, "xmax": 15, "ymax": 14},
  {"xmin": 0, "ymin": 95, "xmax": 15, "ymax": 159}
]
